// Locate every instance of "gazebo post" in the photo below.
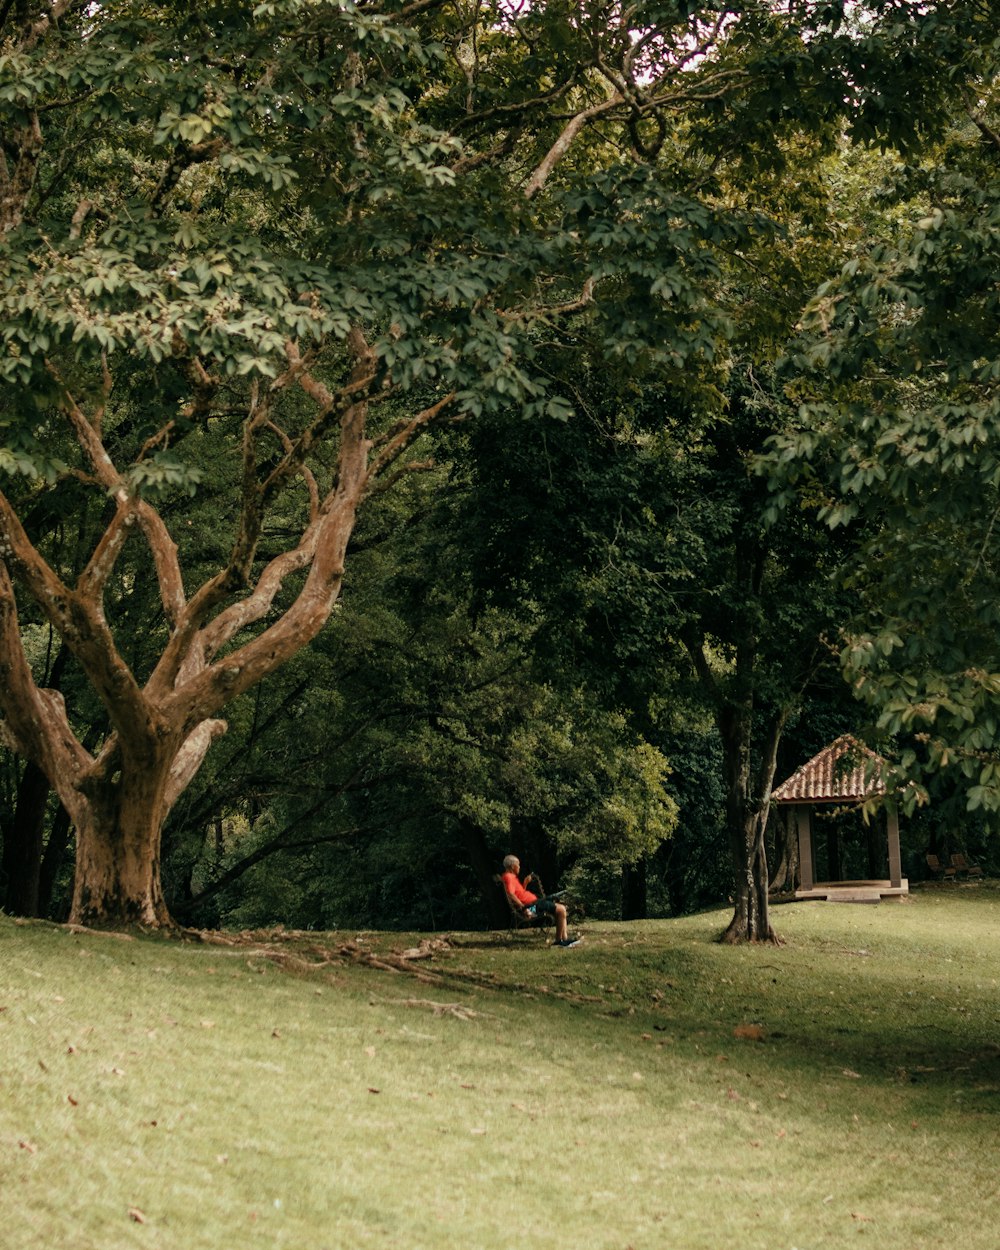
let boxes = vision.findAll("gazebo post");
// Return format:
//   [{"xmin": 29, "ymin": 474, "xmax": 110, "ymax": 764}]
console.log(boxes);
[
  {"xmin": 796, "ymin": 805, "xmax": 814, "ymax": 892},
  {"xmin": 887, "ymin": 808, "xmax": 902, "ymax": 889}
]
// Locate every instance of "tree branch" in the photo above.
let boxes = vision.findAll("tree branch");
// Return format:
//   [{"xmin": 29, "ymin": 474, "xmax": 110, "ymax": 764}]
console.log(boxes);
[
  {"xmin": 173, "ymin": 818, "xmax": 369, "ymax": 917},
  {"xmin": 166, "ymin": 330, "xmax": 377, "ymax": 724},
  {"xmin": 0, "ymin": 559, "xmax": 91, "ymax": 806},
  {"xmin": 163, "ymin": 718, "xmax": 228, "ymax": 816},
  {"xmin": 365, "ymin": 392, "xmax": 457, "ymax": 483},
  {"xmin": 524, "ymin": 95, "xmax": 623, "ymax": 199}
]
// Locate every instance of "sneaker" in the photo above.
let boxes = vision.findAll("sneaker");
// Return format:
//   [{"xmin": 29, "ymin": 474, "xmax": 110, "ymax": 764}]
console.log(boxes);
[{"xmin": 555, "ymin": 937, "xmax": 581, "ymax": 948}]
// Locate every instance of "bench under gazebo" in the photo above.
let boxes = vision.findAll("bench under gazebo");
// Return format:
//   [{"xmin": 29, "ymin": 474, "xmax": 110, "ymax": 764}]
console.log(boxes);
[{"xmin": 772, "ymin": 734, "xmax": 908, "ymax": 903}]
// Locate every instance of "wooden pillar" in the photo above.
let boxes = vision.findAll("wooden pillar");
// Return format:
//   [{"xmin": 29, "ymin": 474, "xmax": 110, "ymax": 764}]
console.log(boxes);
[
  {"xmin": 887, "ymin": 808, "xmax": 902, "ymax": 888},
  {"xmin": 796, "ymin": 805, "xmax": 814, "ymax": 892}
]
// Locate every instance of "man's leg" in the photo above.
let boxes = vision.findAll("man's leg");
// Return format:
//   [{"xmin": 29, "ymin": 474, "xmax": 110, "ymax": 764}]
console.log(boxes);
[{"xmin": 554, "ymin": 902, "xmax": 568, "ymax": 942}]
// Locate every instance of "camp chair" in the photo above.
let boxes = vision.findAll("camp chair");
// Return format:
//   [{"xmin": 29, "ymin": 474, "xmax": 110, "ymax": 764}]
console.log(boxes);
[
  {"xmin": 950, "ymin": 852, "xmax": 983, "ymax": 879},
  {"xmin": 925, "ymin": 853, "xmax": 956, "ymax": 881},
  {"xmin": 493, "ymin": 874, "xmax": 555, "ymax": 934}
]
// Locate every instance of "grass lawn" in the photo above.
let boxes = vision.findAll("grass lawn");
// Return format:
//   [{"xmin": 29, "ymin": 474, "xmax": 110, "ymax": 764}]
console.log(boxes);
[{"xmin": 3, "ymin": 884, "xmax": 1000, "ymax": 1250}]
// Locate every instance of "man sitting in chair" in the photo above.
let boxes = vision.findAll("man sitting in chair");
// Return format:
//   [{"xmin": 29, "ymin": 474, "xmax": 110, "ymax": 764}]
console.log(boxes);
[{"xmin": 501, "ymin": 855, "xmax": 579, "ymax": 947}]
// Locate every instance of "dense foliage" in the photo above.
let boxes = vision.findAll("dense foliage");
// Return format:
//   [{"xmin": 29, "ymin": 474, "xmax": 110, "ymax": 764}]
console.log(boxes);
[
  {"xmin": 1, "ymin": 0, "xmax": 997, "ymax": 934},
  {"xmin": 766, "ymin": 49, "xmax": 1000, "ymax": 826}
]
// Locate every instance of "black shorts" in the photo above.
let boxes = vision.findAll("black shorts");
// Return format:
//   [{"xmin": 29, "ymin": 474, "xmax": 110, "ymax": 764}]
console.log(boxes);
[{"xmin": 527, "ymin": 897, "xmax": 558, "ymax": 917}]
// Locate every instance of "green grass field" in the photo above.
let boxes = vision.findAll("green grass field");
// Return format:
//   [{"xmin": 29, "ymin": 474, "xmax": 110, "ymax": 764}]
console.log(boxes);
[{"xmin": 3, "ymin": 884, "xmax": 1000, "ymax": 1250}]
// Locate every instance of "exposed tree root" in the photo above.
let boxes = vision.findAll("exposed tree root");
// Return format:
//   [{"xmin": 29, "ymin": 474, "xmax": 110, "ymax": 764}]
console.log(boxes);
[{"xmin": 175, "ymin": 927, "xmax": 454, "ymax": 982}]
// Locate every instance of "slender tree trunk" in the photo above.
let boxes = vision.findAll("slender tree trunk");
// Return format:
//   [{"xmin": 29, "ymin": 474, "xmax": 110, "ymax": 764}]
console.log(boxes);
[
  {"xmin": 721, "ymin": 804, "xmax": 773, "ymax": 944},
  {"xmin": 459, "ymin": 819, "xmax": 509, "ymax": 929},
  {"xmin": 768, "ymin": 803, "xmax": 799, "ymax": 895},
  {"xmin": 718, "ymin": 702, "xmax": 783, "ymax": 945},
  {"xmin": 1, "ymin": 643, "xmax": 71, "ymax": 915},
  {"xmin": 621, "ymin": 858, "xmax": 647, "ymax": 920},
  {"xmin": 1, "ymin": 759, "xmax": 49, "ymax": 915},
  {"xmin": 37, "ymin": 802, "xmax": 72, "ymax": 919}
]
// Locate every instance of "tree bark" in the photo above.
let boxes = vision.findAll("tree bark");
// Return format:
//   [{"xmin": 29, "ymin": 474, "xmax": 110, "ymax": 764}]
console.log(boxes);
[{"xmin": 69, "ymin": 762, "xmax": 175, "ymax": 928}]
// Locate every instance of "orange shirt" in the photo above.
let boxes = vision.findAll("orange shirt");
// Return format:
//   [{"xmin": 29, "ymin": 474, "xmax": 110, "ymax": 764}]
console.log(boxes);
[{"xmin": 501, "ymin": 871, "xmax": 537, "ymax": 906}]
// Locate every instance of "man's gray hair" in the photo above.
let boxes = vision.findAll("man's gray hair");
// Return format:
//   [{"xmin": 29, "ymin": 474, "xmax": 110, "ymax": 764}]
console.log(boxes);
[{"xmin": 502, "ymin": 854, "xmax": 519, "ymax": 872}]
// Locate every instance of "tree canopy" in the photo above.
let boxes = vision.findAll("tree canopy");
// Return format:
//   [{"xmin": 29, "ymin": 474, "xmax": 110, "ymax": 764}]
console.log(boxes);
[
  {"xmin": 1, "ymin": 0, "xmax": 997, "ymax": 932},
  {"xmin": 765, "ymin": 42, "xmax": 1000, "ymax": 820}
]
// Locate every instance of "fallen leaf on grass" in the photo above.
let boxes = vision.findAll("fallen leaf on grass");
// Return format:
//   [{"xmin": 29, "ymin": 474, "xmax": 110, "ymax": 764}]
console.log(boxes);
[
  {"xmin": 127, "ymin": 1207, "xmax": 146, "ymax": 1224},
  {"xmin": 18, "ymin": 1140, "xmax": 37, "ymax": 1154},
  {"xmin": 368, "ymin": 1087, "xmax": 381, "ymax": 1095},
  {"xmin": 734, "ymin": 1024, "xmax": 766, "ymax": 1042},
  {"xmin": 67, "ymin": 1094, "xmax": 78, "ymax": 1106},
  {"xmin": 851, "ymin": 1212, "xmax": 873, "ymax": 1223},
  {"xmin": 842, "ymin": 1069, "xmax": 862, "ymax": 1080}
]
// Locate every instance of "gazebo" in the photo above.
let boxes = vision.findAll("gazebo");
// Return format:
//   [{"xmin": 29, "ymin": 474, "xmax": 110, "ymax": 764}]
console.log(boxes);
[{"xmin": 772, "ymin": 734, "xmax": 907, "ymax": 903}]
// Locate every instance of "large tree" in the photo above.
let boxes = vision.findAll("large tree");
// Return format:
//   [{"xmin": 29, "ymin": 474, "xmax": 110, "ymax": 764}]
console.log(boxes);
[{"xmin": 0, "ymin": 0, "xmax": 987, "ymax": 927}]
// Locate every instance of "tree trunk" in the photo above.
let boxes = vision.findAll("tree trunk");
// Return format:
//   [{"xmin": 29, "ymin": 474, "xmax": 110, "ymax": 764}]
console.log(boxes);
[
  {"xmin": 769, "ymin": 805, "xmax": 799, "ymax": 895},
  {"xmin": 1, "ymin": 642, "xmax": 70, "ymax": 915},
  {"xmin": 459, "ymin": 819, "xmax": 510, "ymax": 929},
  {"xmin": 1, "ymin": 759, "xmax": 49, "ymax": 915},
  {"xmin": 71, "ymin": 817, "xmax": 170, "ymax": 929},
  {"xmin": 721, "ymin": 805, "xmax": 774, "ymax": 944},
  {"xmin": 621, "ymin": 858, "xmax": 647, "ymax": 920},
  {"xmin": 718, "ymin": 701, "xmax": 782, "ymax": 945},
  {"xmin": 37, "ymin": 801, "xmax": 72, "ymax": 919},
  {"xmin": 69, "ymin": 764, "xmax": 174, "ymax": 929}
]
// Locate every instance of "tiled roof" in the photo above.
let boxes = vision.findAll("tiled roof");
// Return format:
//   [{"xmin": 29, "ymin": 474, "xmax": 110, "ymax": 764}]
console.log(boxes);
[{"xmin": 771, "ymin": 735, "xmax": 886, "ymax": 804}]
